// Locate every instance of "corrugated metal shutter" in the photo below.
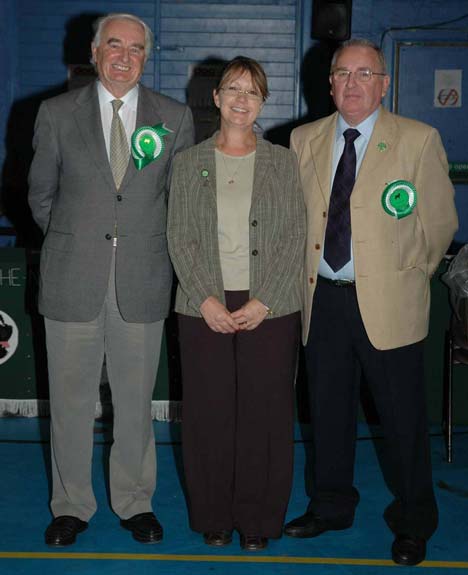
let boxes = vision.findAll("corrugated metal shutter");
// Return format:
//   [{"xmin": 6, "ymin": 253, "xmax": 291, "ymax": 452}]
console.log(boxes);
[{"xmin": 158, "ymin": 0, "xmax": 299, "ymax": 135}]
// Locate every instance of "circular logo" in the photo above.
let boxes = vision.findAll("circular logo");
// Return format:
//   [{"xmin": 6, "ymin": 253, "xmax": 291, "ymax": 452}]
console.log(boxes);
[
  {"xmin": 381, "ymin": 180, "xmax": 417, "ymax": 219},
  {"xmin": 0, "ymin": 310, "xmax": 19, "ymax": 365},
  {"xmin": 132, "ymin": 127, "xmax": 164, "ymax": 161}
]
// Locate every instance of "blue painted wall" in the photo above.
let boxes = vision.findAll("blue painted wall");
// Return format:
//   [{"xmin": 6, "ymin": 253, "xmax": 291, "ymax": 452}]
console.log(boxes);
[
  {"xmin": 0, "ymin": 0, "xmax": 15, "ymax": 178},
  {"xmin": 298, "ymin": 1, "xmax": 468, "ymax": 115},
  {"xmin": 1, "ymin": 0, "xmax": 467, "ymax": 242}
]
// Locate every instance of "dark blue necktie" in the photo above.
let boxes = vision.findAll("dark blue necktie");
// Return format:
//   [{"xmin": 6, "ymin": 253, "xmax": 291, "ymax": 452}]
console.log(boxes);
[{"xmin": 324, "ymin": 128, "xmax": 360, "ymax": 272}]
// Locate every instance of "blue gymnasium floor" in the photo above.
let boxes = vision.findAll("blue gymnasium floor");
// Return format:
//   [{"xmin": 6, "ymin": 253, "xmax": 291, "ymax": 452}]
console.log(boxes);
[{"xmin": 1, "ymin": 418, "xmax": 468, "ymax": 575}]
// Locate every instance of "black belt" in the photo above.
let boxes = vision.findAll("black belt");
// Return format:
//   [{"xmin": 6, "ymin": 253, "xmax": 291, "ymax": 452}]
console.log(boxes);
[{"xmin": 318, "ymin": 275, "xmax": 355, "ymax": 287}]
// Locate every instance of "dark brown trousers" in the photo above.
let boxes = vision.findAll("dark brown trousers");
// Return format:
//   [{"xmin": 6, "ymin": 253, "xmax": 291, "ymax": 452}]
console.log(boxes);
[{"xmin": 178, "ymin": 291, "xmax": 300, "ymax": 538}]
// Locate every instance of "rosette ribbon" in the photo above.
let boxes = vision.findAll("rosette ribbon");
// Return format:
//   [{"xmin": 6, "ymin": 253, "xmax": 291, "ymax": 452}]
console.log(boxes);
[{"xmin": 131, "ymin": 123, "xmax": 172, "ymax": 170}]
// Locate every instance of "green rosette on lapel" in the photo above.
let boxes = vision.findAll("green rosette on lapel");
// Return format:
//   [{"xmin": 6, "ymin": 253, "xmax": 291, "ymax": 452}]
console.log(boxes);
[{"xmin": 131, "ymin": 123, "xmax": 172, "ymax": 170}]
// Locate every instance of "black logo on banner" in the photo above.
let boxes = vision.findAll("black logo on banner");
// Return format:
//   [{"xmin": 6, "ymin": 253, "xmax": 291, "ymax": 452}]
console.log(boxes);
[{"xmin": 0, "ymin": 311, "xmax": 18, "ymax": 364}]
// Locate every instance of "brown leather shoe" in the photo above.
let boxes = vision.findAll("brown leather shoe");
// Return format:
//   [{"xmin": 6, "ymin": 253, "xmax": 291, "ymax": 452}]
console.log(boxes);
[
  {"xmin": 45, "ymin": 515, "xmax": 88, "ymax": 547},
  {"xmin": 120, "ymin": 512, "xmax": 163, "ymax": 543},
  {"xmin": 203, "ymin": 530, "xmax": 233, "ymax": 546},
  {"xmin": 240, "ymin": 534, "xmax": 268, "ymax": 551}
]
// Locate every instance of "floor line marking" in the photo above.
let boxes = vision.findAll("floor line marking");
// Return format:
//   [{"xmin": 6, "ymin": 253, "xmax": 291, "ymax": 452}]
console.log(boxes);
[{"xmin": 0, "ymin": 552, "xmax": 467, "ymax": 567}]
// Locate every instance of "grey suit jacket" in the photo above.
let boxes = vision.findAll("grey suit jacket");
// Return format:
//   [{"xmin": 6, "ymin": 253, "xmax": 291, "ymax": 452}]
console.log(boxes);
[
  {"xmin": 167, "ymin": 135, "xmax": 306, "ymax": 318},
  {"xmin": 29, "ymin": 82, "xmax": 194, "ymax": 323}
]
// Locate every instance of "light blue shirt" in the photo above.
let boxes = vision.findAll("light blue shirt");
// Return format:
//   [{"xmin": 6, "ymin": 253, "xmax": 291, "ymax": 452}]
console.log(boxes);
[{"xmin": 318, "ymin": 108, "xmax": 380, "ymax": 281}]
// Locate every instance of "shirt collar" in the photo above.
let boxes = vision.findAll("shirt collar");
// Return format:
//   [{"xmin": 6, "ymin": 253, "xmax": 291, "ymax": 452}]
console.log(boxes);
[
  {"xmin": 336, "ymin": 107, "xmax": 380, "ymax": 143},
  {"xmin": 97, "ymin": 81, "xmax": 139, "ymax": 110}
]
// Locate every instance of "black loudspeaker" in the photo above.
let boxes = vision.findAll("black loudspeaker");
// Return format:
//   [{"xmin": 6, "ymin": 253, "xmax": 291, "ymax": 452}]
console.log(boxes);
[{"xmin": 311, "ymin": 0, "xmax": 352, "ymax": 41}]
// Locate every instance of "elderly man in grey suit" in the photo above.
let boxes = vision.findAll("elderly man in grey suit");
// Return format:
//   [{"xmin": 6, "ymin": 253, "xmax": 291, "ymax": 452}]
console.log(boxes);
[{"xmin": 28, "ymin": 13, "xmax": 194, "ymax": 546}]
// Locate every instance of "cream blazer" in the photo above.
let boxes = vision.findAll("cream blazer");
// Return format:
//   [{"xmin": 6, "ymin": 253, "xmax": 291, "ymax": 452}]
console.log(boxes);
[{"xmin": 292, "ymin": 106, "xmax": 458, "ymax": 349}]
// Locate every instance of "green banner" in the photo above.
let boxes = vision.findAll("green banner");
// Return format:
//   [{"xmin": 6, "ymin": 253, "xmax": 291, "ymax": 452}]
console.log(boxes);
[
  {"xmin": 0, "ymin": 248, "xmax": 38, "ymax": 400},
  {"xmin": 0, "ymin": 248, "xmax": 180, "ymax": 419}
]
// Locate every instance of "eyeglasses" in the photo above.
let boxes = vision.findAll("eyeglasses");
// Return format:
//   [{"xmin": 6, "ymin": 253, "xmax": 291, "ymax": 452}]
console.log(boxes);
[
  {"xmin": 220, "ymin": 86, "xmax": 264, "ymax": 101},
  {"xmin": 331, "ymin": 68, "xmax": 387, "ymax": 83}
]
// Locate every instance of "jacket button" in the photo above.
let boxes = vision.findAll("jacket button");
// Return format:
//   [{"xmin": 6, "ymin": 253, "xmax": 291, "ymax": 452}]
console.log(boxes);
[
  {"xmin": 323, "ymin": 211, "xmax": 327, "ymax": 218},
  {"xmin": 252, "ymin": 249, "xmax": 258, "ymax": 256},
  {"xmin": 251, "ymin": 219, "xmax": 258, "ymax": 227},
  {"xmin": 315, "ymin": 243, "xmax": 320, "ymax": 250},
  {"xmin": 105, "ymin": 233, "xmax": 112, "ymax": 240},
  {"xmin": 117, "ymin": 194, "xmax": 122, "ymax": 202},
  {"xmin": 309, "ymin": 277, "xmax": 314, "ymax": 284}
]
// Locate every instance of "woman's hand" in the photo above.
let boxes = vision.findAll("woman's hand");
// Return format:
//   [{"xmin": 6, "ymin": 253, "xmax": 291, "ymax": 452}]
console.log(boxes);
[
  {"xmin": 200, "ymin": 296, "xmax": 240, "ymax": 334},
  {"xmin": 231, "ymin": 298, "xmax": 269, "ymax": 331}
]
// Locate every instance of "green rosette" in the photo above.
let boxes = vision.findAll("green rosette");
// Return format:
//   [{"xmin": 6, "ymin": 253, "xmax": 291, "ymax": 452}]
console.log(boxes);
[
  {"xmin": 131, "ymin": 123, "xmax": 172, "ymax": 170},
  {"xmin": 381, "ymin": 180, "xmax": 417, "ymax": 220}
]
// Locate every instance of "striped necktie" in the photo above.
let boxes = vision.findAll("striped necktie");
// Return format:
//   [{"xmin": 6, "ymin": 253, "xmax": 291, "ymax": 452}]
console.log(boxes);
[{"xmin": 110, "ymin": 99, "xmax": 129, "ymax": 189}]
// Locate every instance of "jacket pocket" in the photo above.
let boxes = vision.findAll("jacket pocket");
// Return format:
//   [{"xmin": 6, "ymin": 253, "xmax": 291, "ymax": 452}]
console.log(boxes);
[
  {"xmin": 149, "ymin": 233, "xmax": 168, "ymax": 253},
  {"xmin": 397, "ymin": 212, "xmax": 427, "ymax": 270},
  {"xmin": 44, "ymin": 230, "xmax": 74, "ymax": 253}
]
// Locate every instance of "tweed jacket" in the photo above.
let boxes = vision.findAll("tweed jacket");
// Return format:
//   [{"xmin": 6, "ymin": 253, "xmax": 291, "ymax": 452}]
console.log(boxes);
[
  {"xmin": 29, "ymin": 82, "xmax": 194, "ymax": 323},
  {"xmin": 167, "ymin": 134, "xmax": 306, "ymax": 318},
  {"xmin": 292, "ymin": 106, "xmax": 458, "ymax": 349}
]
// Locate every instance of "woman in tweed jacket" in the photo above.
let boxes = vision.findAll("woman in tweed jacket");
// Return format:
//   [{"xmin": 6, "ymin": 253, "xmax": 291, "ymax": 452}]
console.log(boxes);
[{"xmin": 167, "ymin": 57, "xmax": 305, "ymax": 551}]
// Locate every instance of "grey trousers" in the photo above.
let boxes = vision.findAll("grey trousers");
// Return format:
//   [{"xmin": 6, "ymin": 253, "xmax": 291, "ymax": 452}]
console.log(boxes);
[{"xmin": 45, "ymin": 250, "xmax": 164, "ymax": 521}]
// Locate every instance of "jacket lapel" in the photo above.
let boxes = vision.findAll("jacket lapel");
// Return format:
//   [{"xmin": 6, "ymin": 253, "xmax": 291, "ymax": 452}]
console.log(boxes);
[
  {"xmin": 309, "ymin": 113, "xmax": 337, "ymax": 207},
  {"xmin": 196, "ymin": 135, "xmax": 218, "ymax": 206},
  {"xmin": 119, "ymin": 84, "xmax": 163, "ymax": 190},
  {"xmin": 250, "ymin": 136, "xmax": 270, "ymax": 209},
  {"xmin": 73, "ymin": 82, "xmax": 115, "ymax": 190},
  {"xmin": 353, "ymin": 106, "xmax": 398, "ymax": 200}
]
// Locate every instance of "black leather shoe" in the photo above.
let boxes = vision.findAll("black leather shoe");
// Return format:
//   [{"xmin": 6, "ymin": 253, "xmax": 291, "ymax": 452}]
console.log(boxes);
[
  {"xmin": 392, "ymin": 534, "xmax": 426, "ymax": 566},
  {"xmin": 240, "ymin": 534, "xmax": 268, "ymax": 551},
  {"xmin": 284, "ymin": 512, "xmax": 352, "ymax": 538},
  {"xmin": 45, "ymin": 515, "xmax": 88, "ymax": 547},
  {"xmin": 120, "ymin": 512, "xmax": 163, "ymax": 543},
  {"xmin": 203, "ymin": 530, "xmax": 233, "ymax": 546}
]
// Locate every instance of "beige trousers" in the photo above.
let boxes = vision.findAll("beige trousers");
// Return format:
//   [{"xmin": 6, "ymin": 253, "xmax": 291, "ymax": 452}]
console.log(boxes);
[{"xmin": 45, "ymin": 249, "xmax": 164, "ymax": 521}]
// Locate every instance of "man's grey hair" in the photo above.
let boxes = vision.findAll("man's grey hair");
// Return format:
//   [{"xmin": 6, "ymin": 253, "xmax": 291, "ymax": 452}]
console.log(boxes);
[
  {"xmin": 91, "ymin": 13, "xmax": 154, "ymax": 63},
  {"xmin": 331, "ymin": 38, "xmax": 387, "ymax": 74}
]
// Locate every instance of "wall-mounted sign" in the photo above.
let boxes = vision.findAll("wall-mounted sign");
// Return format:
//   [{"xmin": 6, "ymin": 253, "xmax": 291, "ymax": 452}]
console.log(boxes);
[{"xmin": 434, "ymin": 69, "xmax": 462, "ymax": 108}]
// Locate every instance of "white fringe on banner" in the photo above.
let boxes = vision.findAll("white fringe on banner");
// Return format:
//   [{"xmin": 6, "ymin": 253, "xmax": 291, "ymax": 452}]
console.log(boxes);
[
  {"xmin": 0, "ymin": 399, "xmax": 182, "ymax": 422},
  {"xmin": 0, "ymin": 399, "xmax": 50, "ymax": 417}
]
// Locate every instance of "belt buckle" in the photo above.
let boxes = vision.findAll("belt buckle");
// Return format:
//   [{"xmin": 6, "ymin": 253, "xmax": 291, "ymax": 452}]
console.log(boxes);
[{"xmin": 334, "ymin": 279, "xmax": 354, "ymax": 287}]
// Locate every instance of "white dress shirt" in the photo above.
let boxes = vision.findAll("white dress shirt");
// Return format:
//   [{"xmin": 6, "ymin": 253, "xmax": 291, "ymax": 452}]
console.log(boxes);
[{"xmin": 97, "ymin": 81, "xmax": 139, "ymax": 160}]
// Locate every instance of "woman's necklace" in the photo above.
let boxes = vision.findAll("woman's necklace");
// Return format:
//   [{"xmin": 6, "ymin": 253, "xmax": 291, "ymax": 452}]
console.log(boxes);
[{"xmin": 220, "ymin": 152, "xmax": 244, "ymax": 185}]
